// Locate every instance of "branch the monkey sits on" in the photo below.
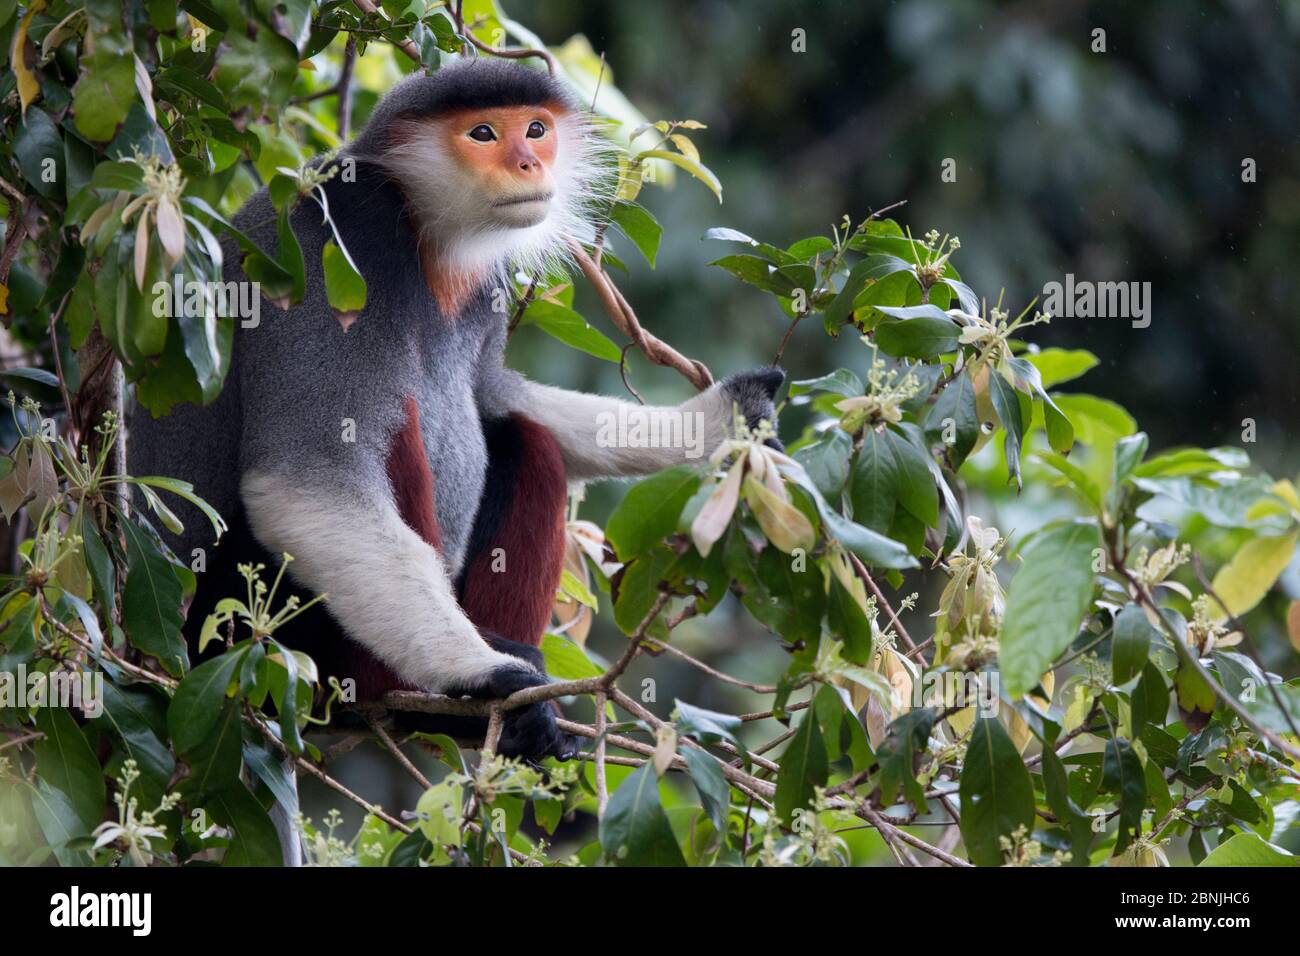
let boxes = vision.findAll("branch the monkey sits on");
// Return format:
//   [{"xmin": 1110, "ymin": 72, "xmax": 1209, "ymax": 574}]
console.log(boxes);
[{"xmin": 129, "ymin": 60, "xmax": 783, "ymax": 783}]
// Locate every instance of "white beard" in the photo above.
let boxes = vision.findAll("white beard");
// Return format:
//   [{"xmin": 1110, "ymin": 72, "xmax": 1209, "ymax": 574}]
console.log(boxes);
[{"xmin": 366, "ymin": 111, "xmax": 617, "ymax": 287}]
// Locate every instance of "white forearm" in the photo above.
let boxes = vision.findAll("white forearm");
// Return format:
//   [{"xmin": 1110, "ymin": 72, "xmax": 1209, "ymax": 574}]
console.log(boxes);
[
  {"xmin": 512, "ymin": 379, "xmax": 735, "ymax": 480},
  {"xmin": 241, "ymin": 470, "xmax": 516, "ymax": 692}
]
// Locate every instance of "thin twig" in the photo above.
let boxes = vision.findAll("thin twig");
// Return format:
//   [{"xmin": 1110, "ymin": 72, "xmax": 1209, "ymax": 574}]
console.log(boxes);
[
  {"xmin": 47, "ymin": 290, "xmax": 74, "ymax": 425},
  {"xmin": 337, "ymin": 35, "xmax": 358, "ymax": 141},
  {"xmin": 570, "ymin": 243, "xmax": 713, "ymax": 391},
  {"xmin": 848, "ymin": 551, "xmax": 920, "ymax": 656},
  {"xmin": 594, "ymin": 689, "xmax": 609, "ymax": 817},
  {"xmin": 1192, "ymin": 554, "xmax": 1300, "ymax": 741},
  {"xmin": 617, "ymin": 343, "xmax": 645, "ymax": 405},
  {"xmin": 351, "ymin": 0, "xmax": 422, "ymax": 65},
  {"xmin": 505, "ymin": 274, "xmax": 537, "ymax": 335},
  {"xmin": 643, "ymin": 635, "xmax": 777, "ymax": 693},
  {"xmin": 1111, "ymin": 542, "xmax": 1300, "ymax": 763},
  {"xmin": 367, "ymin": 717, "xmax": 432, "ymax": 789},
  {"xmin": 1149, "ymin": 781, "xmax": 1213, "ymax": 843},
  {"xmin": 0, "ymin": 731, "xmax": 44, "ymax": 752},
  {"xmin": 458, "ymin": 10, "xmax": 557, "ymax": 75}
]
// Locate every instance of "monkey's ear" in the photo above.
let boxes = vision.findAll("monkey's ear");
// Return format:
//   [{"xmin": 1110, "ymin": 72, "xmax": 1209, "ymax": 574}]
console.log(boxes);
[
  {"xmin": 720, "ymin": 366, "xmax": 785, "ymax": 405},
  {"xmin": 752, "ymin": 366, "xmax": 785, "ymax": 400}
]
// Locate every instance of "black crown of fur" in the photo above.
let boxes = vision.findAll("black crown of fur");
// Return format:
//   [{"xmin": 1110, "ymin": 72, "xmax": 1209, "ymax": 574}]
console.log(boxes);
[{"xmin": 350, "ymin": 59, "xmax": 578, "ymax": 157}]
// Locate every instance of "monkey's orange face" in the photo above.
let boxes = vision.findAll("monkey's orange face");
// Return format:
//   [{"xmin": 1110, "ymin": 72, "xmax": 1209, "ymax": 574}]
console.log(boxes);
[{"xmin": 437, "ymin": 105, "xmax": 565, "ymax": 228}]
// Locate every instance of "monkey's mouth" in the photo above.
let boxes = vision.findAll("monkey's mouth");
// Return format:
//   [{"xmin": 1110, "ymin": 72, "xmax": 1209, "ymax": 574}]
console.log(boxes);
[{"xmin": 493, "ymin": 192, "xmax": 554, "ymax": 208}]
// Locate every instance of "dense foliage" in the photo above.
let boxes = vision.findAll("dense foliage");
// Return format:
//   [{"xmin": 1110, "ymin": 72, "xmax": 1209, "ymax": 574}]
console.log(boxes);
[{"xmin": 0, "ymin": 1, "xmax": 1297, "ymax": 868}]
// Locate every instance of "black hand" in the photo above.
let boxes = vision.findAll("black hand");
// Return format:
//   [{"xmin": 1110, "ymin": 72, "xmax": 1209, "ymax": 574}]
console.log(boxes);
[{"xmin": 720, "ymin": 366, "xmax": 786, "ymax": 450}]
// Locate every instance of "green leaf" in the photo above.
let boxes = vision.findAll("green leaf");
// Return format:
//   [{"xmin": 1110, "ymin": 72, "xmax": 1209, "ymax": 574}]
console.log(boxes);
[
  {"xmin": 274, "ymin": 202, "xmax": 306, "ymax": 306},
  {"xmin": 705, "ymin": 226, "xmax": 801, "ymax": 265},
  {"xmin": 885, "ymin": 426, "xmax": 938, "ymax": 527},
  {"xmin": 605, "ymin": 466, "xmax": 701, "ymax": 560},
  {"xmin": 88, "ymin": 160, "xmax": 145, "ymax": 193},
  {"xmin": 780, "ymin": 463, "xmax": 917, "ymax": 569},
  {"xmin": 793, "ymin": 426, "xmax": 853, "ymax": 501},
  {"xmin": 1039, "ymin": 744, "xmax": 1093, "ymax": 865},
  {"xmin": 825, "ymin": 255, "xmax": 915, "ymax": 327},
  {"xmin": 612, "ymin": 547, "xmax": 674, "ymax": 640},
  {"xmin": 722, "ymin": 530, "xmax": 824, "ymax": 645},
  {"xmin": 34, "ymin": 708, "xmax": 106, "ymax": 835},
  {"xmin": 926, "ymin": 372, "xmax": 979, "ymax": 469},
  {"xmin": 1024, "ymin": 348, "xmax": 1098, "ymax": 388},
  {"xmin": 1199, "ymin": 832, "xmax": 1300, "ymax": 867},
  {"xmin": 709, "ymin": 254, "xmax": 797, "ymax": 296},
  {"xmin": 876, "ymin": 708, "xmax": 936, "ymax": 810},
  {"xmin": 213, "ymin": 28, "xmax": 298, "ymax": 113},
  {"xmin": 1052, "ymin": 393, "xmax": 1136, "ymax": 444},
  {"xmin": 1132, "ymin": 662, "xmax": 1171, "ymax": 738},
  {"xmin": 849, "ymin": 428, "xmax": 898, "ymax": 535},
  {"xmin": 636, "ymin": 149, "xmax": 721, "ymax": 202},
  {"xmin": 167, "ymin": 647, "xmax": 246, "ymax": 754},
  {"xmin": 269, "ymin": 639, "xmax": 303, "ymax": 753},
  {"xmin": 1209, "ymin": 532, "xmax": 1297, "ymax": 621},
  {"xmin": 155, "ymin": 67, "xmax": 229, "ymax": 111},
  {"xmin": 1113, "ymin": 432, "xmax": 1149, "ymax": 485},
  {"xmin": 1103, "ymin": 738, "xmax": 1146, "ymax": 855},
  {"xmin": 1133, "ymin": 445, "xmax": 1248, "ymax": 479},
  {"xmin": 97, "ymin": 683, "xmax": 175, "ymax": 787},
  {"xmin": 789, "ymin": 369, "xmax": 863, "ymax": 398},
  {"xmin": 207, "ymin": 784, "xmax": 283, "ymax": 867},
  {"xmin": 1213, "ymin": 650, "xmax": 1300, "ymax": 734},
  {"xmin": 1005, "ymin": 357, "xmax": 1073, "ymax": 454},
  {"xmin": 539, "ymin": 632, "xmax": 604, "ymax": 681},
  {"xmin": 827, "ymin": 575, "xmax": 874, "ymax": 663},
  {"xmin": 119, "ymin": 519, "xmax": 188, "ymax": 676},
  {"xmin": 611, "ymin": 201, "xmax": 662, "ymax": 267},
  {"xmin": 0, "ymin": 366, "xmax": 59, "ymax": 388},
  {"xmin": 959, "ymin": 716, "xmax": 1036, "ymax": 866},
  {"xmin": 322, "ymin": 238, "xmax": 367, "ymax": 323},
  {"xmin": 14, "ymin": 108, "xmax": 64, "ymax": 199},
  {"xmin": 242, "ymin": 741, "xmax": 299, "ymax": 826},
  {"xmin": 773, "ymin": 708, "xmax": 828, "ymax": 824},
  {"xmin": 1111, "ymin": 603, "xmax": 1154, "ymax": 686},
  {"xmin": 180, "ymin": 698, "xmax": 244, "ymax": 798},
  {"xmin": 521, "ymin": 299, "xmax": 622, "ymax": 361},
  {"xmin": 130, "ymin": 475, "xmax": 227, "ymax": 543},
  {"xmin": 72, "ymin": 1, "xmax": 136, "ymax": 142},
  {"xmin": 682, "ymin": 748, "xmax": 730, "ymax": 837},
  {"xmin": 873, "ymin": 305, "xmax": 961, "ymax": 358},
  {"xmin": 673, "ymin": 700, "xmax": 743, "ymax": 750},
  {"xmin": 999, "ymin": 521, "xmax": 1100, "ymax": 698},
  {"xmin": 600, "ymin": 764, "xmax": 687, "ymax": 866},
  {"xmin": 988, "ymin": 371, "xmax": 1024, "ymax": 488},
  {"xmin": 1034, "ymin": 451, "xmax": 1102, "ymax": 511}
]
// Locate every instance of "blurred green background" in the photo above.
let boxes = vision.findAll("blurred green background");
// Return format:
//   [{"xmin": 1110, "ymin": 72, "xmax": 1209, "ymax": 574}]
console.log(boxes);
[
  {"xmin": 514, "ymin": 0, "xmax": 1300, "ymax": 468},
  {"xmin": 311, "ymin": 0, "xmax": 1300, "ymax": 861}
]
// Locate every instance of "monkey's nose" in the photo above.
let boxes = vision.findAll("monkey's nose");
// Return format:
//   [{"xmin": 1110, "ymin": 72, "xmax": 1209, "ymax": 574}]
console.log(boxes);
[{"xmin": 510, "ymin": 145, "xmax": 543, "ymax": 175}]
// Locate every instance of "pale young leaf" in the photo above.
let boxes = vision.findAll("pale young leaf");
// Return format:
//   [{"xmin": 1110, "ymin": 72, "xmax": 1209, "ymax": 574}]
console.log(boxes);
[{"xmin": 690, "ymin": 458, "xmax": 743, "ymax": 558}]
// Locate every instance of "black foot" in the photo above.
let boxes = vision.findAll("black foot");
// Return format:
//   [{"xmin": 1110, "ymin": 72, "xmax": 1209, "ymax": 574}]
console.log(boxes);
[{"xmin": 474, "ymin": 636, "xmax": 580, "ymax": 762}]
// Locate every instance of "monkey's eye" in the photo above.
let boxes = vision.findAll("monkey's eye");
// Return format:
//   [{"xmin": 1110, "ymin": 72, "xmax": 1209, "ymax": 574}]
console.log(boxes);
[
  {"xmin": 526, "ymin": 121, "xmax": 547, "ymax": 139},
  {"xmin": 467, "ymin": 124, "xmax": 496, "ymax": 143}
]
